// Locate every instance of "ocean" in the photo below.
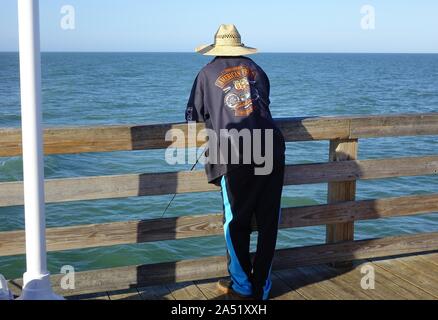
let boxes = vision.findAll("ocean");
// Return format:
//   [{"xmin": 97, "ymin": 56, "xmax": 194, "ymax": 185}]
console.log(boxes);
[{"xmin": 0, "ymin": 52, "xmax": 437, "ymax": 279}]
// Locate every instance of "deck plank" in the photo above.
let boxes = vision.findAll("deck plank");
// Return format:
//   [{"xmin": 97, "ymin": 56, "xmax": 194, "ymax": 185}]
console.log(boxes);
[
  {"xmin": 194, "ymin": 277, "xmax": 232, "ymax": 300},
  {"xmin": 167, "ymin": 281, "xmax": 207, "ymax": 300},
  {"xmin": 318, "ymin": 262, "xmax": 423, "ymax": 300},
  {"xmin": 372, "ymin": 256, "xmax": 438, "ymax": 299},
  {"xmin": 270, "ymin": 273, "xmax": 306, "ymax": 300},
  {"xmin": 396, "ymin": 257, "xmax": 438, "ymax": 295},
  {"xmin": 368, "ymin": 261, "xmax": 436, "ymax": 299},
  {"xmin": 417, "ymin": 252, "xmax": 438, "ymax": 267},
  {"xmin": 296, "ymin": 264, "xmax": 374, "ymax": 300},
  {"xmin": 107, "ymin": 288, "xmax": 142, "ymax": 300},
  {"xmin": 67, "ymin": 292, "xmax": 110, "ymax": 300},
  {"xmin": 137, "ymin": 284, "xmax": 175, "ymax": 300},
  {"xmin": 193, "ymin": 275, "xmax": 306, "ymax": 300},
  {"xmin": 306, "ymin": 264, "xmax": 376, "ymax": 300},
  {"xmin": 60, "ymin": 253, "xmax": 438, "ymax": 300},
  {"xmin": 324, "ymin": 262, "xmax": 425, "ymax": 300},
  {"xmin": 275, "ymin": 267, "xmax": 340, "ymax": 300}
]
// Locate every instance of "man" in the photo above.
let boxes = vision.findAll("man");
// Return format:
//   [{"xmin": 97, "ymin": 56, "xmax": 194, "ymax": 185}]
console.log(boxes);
[{"xmin": 185, "ymin": 24, "xmax": 285, "ymax": 300}]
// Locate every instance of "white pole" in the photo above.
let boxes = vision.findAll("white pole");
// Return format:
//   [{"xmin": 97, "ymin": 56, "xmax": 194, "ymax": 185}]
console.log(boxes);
[{"xmin": 17, "ymin": 0, "xmax": 63, "ymax": 300}]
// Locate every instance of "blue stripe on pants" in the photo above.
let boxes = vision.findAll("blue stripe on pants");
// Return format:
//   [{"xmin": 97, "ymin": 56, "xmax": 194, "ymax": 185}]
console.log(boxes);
[
  {"xmin": 221, "ymin": 176, "xmax": 252, "ymax": 296},
  {"xmin": 262, "ymin": 266, "xmax": 272, "ymax": 300}
]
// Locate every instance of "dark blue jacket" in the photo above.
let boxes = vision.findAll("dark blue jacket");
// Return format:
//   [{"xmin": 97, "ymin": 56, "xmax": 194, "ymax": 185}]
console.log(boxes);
[{"xmin": 186, "ymin": 56, "xmax": 285, "ymax": 184}]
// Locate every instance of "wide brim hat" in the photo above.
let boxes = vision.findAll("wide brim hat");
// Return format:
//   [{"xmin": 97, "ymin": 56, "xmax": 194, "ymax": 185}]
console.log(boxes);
[{"xmin": 195, "ymin": 24, "xmax": 257, "ymax": 56}]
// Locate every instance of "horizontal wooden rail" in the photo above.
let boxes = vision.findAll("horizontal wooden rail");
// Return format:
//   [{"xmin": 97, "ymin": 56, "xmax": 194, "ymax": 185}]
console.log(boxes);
[
  {"xmin": 8, "ymin": 232, "xmax": 438, "ymax": 296},
  {"xmin": 1, "ymin": 113, "xmax": 437, "ymax": 157},
  {"xmin": 0, "ymin": 155, "xmax": 437, "ymax": 207},
  {"xmin": 1, "ymin": 193, "xmax": 437, "ymax": 257}
]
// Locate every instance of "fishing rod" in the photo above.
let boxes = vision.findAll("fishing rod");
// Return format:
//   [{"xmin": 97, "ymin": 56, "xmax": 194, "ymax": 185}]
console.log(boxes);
[{"xmin": 159, "ymin": 146, "xmax": 206, "ymax": 218}]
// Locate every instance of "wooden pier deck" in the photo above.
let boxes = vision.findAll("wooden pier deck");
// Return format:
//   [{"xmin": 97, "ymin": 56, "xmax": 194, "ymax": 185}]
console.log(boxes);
[
  {"xmin": 67, "ymin": 252, "xmax": 438, "ymax": 300},
  {"xmin": 1, "ymin": 113, "xmax": 437, "ymax": 300}
]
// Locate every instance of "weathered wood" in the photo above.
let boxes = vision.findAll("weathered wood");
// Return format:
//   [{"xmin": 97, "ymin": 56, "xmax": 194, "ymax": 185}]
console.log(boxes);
[
  {"xmin": 0, "ymin": 213, "xmax": 224, "ymax": 256},
  {"xmin": 417, "ymin": 252, "xmax": 438, "ymax": 267},
  {"xmin": 273, "ymin": 232, "xmax": 438, "ymax": 270},
  {"xmin": 396, "ymin": 257, "xmax": 438, "ymax": 297},
  {"xmin": 8, "ymin": 255, "xmax": 229, "ymax": 297},
  {"xmin": 1, "ymin": 193, "xmax": 437, "ymax": 257},
  {"xmin": 276, "ymin": 260, "xmax": 438, "ymax": 300},
  {"xmin": 373, "ymin": 256, "xmax": 438, "ymax": 298},
  {"xmin": 67, "ymin": 292, "xmax": 110, "ymax": 300},
  {"xmin": 349, "ymin": 113, "xmax": 438, "ymax": 139},
  {"xmin": 297, "ymin": 265, "xmax": 372, "ymax": 299},
  {"xmin": 306, "ymin": 264, "xmax": 382, "ymax": 300},
  {"xmin": 9, "ymin": 233, "xmax": 438, "ymax": 296},
  {"xmin": 194, "ymin": 274, "xmax": 306, "ymax": 300},
  {"xmin": 0, "ymin": 170, "xmax": 217, "ymax": 207},
  {"xmin": 0, "ymin": 123, "xmax": 205, "ymax": 158},
  {"xmin": 274, "ymin": 268, "xmax": 340, "ymax": 300},
  {"xmin": 367, "ymin": 261, "xmax": 437, "ymax": 299},
  {"xmin": 269, "ymin": 274, "xmax": 306, "ymax": 300},
  {"xmin": 285, "ymin": 155, "xmax": 438, "ymax": 184},
  {"xmin": 166, "ymin": 281, "xmax": 207, "ymax": 300},
  {"xmin": 326, "ymin": 139, "xmax": 357, "ymax": 246},
  {"xmin": 1, "ymin": 113, "xmax": 437, "ymax": 157},
  {"xmin": 310, "ymin": 263, "xmax": 412, "ymax": 300},
  {"xmin": 280, "ymin": 193, "xmax": 438, "ymax": 227},
  {"xmin": 107, "ymin": 288, "xmax": 142, "ymax": 300},
  {"xmin": 1, "ymin": 155, "xmax": 437, "ymax": 208},
  {"xmin": 326, "ymin": 139, "xmax": 357, "ymax": 268},
  {"xmin": 193, "ymin": 278, "xmax": 231, "ymax": 300},
  {"xmin": 276, "ymin": 117, "xmax": 350, "ymax": 141},
  {"xmin": 136, "ymin": 284, "xmax": 174, "ymax": 300}
]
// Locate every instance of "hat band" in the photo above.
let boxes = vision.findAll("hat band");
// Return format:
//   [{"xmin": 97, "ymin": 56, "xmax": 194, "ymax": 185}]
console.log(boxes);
[
  {"xmin": 214, "ymin": 43, "xmax": 244, "ymax": 47},
  {"xmin": 215, "ymin": 38, "xmax": 243, "ymax": 46}
]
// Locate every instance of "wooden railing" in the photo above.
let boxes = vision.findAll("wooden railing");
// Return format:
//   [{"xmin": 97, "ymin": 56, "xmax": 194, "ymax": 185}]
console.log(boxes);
[{"xmin": 1, "ymin": 113, "xmax": 438, "ymax": 296}]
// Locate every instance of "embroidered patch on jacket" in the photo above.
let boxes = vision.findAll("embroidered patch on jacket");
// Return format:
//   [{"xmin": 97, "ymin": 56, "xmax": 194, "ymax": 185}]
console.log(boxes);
[{"xmin": 215, "ymin": 65, "xmax": 259, "ymax": 117}]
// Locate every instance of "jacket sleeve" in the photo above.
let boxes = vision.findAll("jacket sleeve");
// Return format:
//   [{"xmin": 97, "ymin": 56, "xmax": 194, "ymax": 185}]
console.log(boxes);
[
  {"xmin": 185, "ymin": 73, "xmax": 205, "ymax": 122},
  {"xmin": 260, "ymin": 69, "xmax": 271, "ymax": 107}
]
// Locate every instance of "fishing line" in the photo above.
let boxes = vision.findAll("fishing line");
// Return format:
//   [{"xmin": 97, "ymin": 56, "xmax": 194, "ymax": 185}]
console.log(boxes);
[{"xmin": 159, "ymin": 146, "xmax": 206, "ymax": 218}]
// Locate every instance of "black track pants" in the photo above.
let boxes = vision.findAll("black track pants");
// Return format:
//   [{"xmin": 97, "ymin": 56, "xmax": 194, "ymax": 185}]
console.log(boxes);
[{"xmin": 220, "ymin": 163, "xmax": 285, "ymax": 300}]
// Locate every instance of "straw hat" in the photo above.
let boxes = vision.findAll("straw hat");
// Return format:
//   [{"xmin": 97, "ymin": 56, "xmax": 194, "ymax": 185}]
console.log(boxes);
[{"xmin": 195, "ymin": 24, "xmax": 257, "ymax": 56}]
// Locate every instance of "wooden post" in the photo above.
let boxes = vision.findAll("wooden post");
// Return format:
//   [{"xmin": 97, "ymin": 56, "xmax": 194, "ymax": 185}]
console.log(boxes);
[{"xmin": 326, "ymin": 139, "xmax": 358, "ymax": 267}]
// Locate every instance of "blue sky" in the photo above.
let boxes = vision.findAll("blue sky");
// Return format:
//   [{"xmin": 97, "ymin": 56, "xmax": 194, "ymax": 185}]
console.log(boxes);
[{"xmin": 1, "ymin": 0, "xmax": 437, "ymax": 53}]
